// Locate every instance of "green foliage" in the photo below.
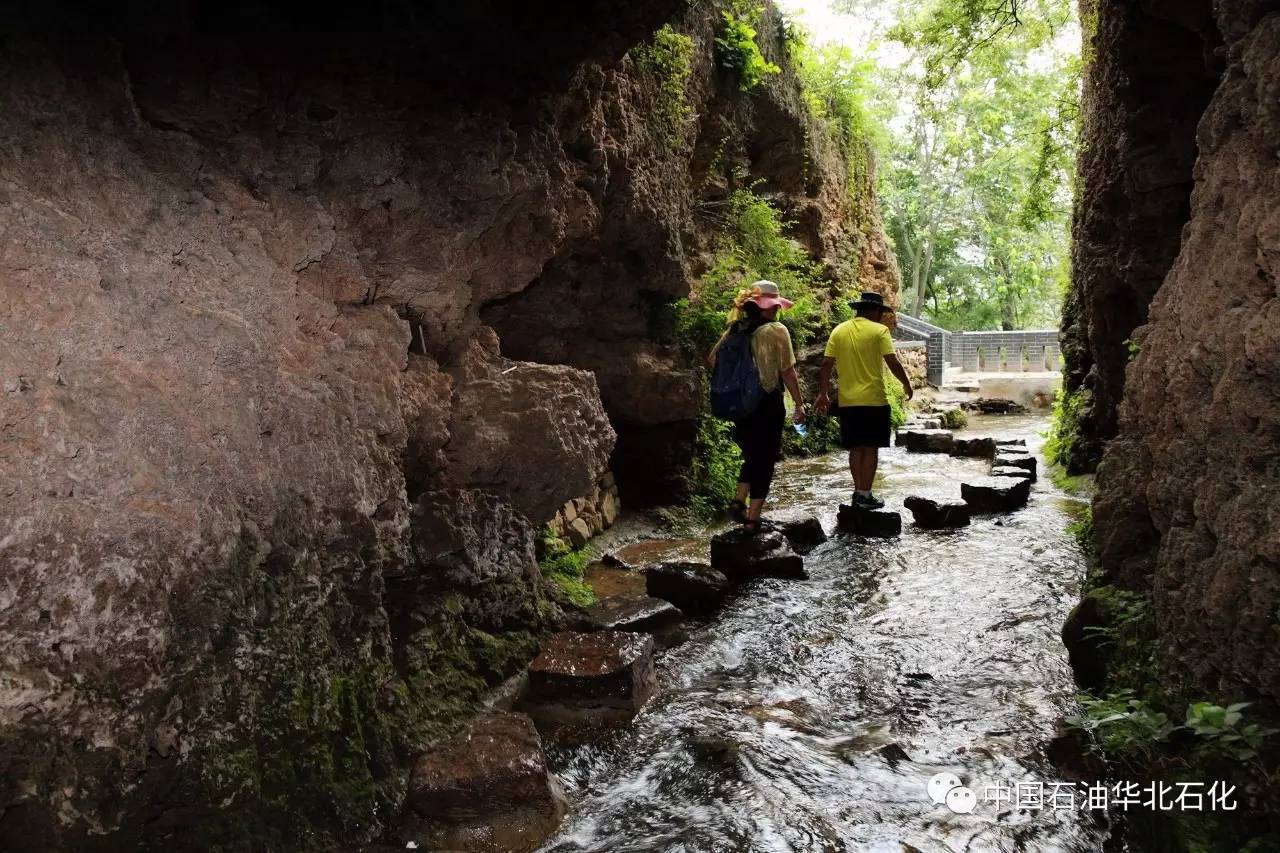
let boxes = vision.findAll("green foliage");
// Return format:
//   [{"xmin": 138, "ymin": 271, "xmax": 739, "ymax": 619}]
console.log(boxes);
[
  {"xmin": 1066, "ymin": 690, "xmax": 1176, "ymax": 760},
  {"xmin": 792, "ymin": 40, "xmax": 889, "ymax": 155},
  {"xmin": 878, "ymin": 0, "xmax": 1078, "ymax": 328},
  {"xmin": 538, "ymin": 531, "xmax": 595, "ymax": 606},
  {"xmin": 1124, "ymin": 336, "xmax": 1140, "ymax": 361},
  {"xmin": 630, "ymin": 24, "xmax": 696, "ymax": 147},
  {"xmin": 1044, "ymin": 386, "xmax": 1087, "ymax": 468},
  {"xmin": 1185, "ymin": 702, "xmax": 1279, "ymax": 763},
  {"xmin": 782, "ymin": 410, "xmax": 843, "ymax": 456},
  {"xmin": 885, "ymin": 366, "xmax": 908, "ymax": 429},
  {"xmin": 685, "ymin": 407, "xmax": 743, "ymax": 518},
  {"xmin": 675, "ymin": 189, "xmax": 830, "ymax": 358},
  {"xmin": 1065, "ymin": 503, "xmax": 1092, "ymax": 550},
  {"xmin": 715, "ymin": 2, "xmax": 780, "ymax": 91},
  {"xmin": 939, "ymin": 407, "xmax": 967, "ymax": 429}
]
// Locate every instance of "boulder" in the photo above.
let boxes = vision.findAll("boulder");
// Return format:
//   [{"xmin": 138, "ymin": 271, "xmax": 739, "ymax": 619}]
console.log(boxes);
[
  {"xmin": 991, "ymin": 465, "xmax": 1033, "ymax": 480},
  {"xmin": 583, "ymin": 595, "xmax": 683, "ymax": 634},
  {"xmin": 777, "ymin": 516, "xmax": 827, "ymax": 555},
  {"xmin": 710, "ymin": 528, "xmax": 807, "ymax": 580},
  {"xmin": 949, "ymin": 437, "xmax": 997, "ymax": 459},
  {"xmin": 644, "ymin": 562, "xmax": 730, "ymax": 615},
  {"xmin": 600, "ymin": 492, "xmax": 619, "ymax": 527},
  {"xmin": 993, "ymin": 452, "xmax": 1038, "ymax": 481},
  {"xmin": 895, "ymin": 428, "xmax": 956, "ymax": 453},
  {"xmin": 961, "ymin": 477, "xmax": 1032, "ymax": 513},
  {"xmin": 903, "ymin": 496, "xmax": 971, "ymax": 529},
  {"xmin": 522, "ymin": 631, "xmax": 657, "ymax": 727},
  {"xmin": 566, "ymin": 516, "xmax": 592, "ymax": 548},
  {"xmin": 403, "ymin": 711, "xmax": 568, "ymax": 853},
  {"xmin": 836, "ymin": 504, "xmax": 902, "ymax": 537}
]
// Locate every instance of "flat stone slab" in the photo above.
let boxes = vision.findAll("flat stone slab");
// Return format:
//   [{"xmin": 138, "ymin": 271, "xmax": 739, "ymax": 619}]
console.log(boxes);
[
  {"xmin": 903, "ymin": 496, "xmax": 971, "ymax": 528},
  {"xmin": 995, "ymin": 438, "xmax": 1027, "ymax": 448},
  {"xmin": 836, "ymin": 504, "xmax": 902, "ymax": 537},
  {"xmin": 644, "ymin": 561, "xmax": 729, "ymax": 616},
  {"xmin": 522, "ymin": 631, "xmax": 656, "ymax": 727},
  {"xmin": 991, "ymin": 465, "xmax": 1033, "ymax": 480},
  {"xmin": 949, "ymin": 436, "xmax": 997, "ymax": 459},
  {"xmin": 404, "ymin": 711, "xmax": 567, "ymax": 852},
  {"xmin": 993, "ymin": 452, "xmax": 1038, "ymax": 481},
  {"xmin": 895, "ymin": 429, "xmax": 955, "ymax": 453},
  {"xmin": 584, "ymin": 595, "xmax": 683, "ymax": 634},
  {"xmin": 710, "ymin": 528, "xmax": 807, "ymax": 580},
  {"xmin": 965, "ymin": 397, "xmax": 1029, "ymax": 414},
  {"xmin": 961, "ymin": 476, "xmax": 1032, "ymax": 513}
]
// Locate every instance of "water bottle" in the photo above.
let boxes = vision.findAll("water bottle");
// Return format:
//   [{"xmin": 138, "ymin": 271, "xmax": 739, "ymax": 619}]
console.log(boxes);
[{"xmin": 793, "ymin": 421, "xmax": 808, "ymax": 437}]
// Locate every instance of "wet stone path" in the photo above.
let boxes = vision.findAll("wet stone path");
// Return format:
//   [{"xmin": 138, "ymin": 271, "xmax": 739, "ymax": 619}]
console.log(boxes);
[{"xmin": 540, "ymin": 415, "xmax": 1106, "ymax": 853}]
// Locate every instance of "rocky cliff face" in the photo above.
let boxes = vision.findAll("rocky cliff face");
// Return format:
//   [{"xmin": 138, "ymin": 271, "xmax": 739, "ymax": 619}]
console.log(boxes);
[
  {"xmin": 0, "ymin": 1, "xmax": 893, "ymax": 847},
  {"xmin": 1072, "ymin": 0, "xmax": 1280, "ymax": 703}
]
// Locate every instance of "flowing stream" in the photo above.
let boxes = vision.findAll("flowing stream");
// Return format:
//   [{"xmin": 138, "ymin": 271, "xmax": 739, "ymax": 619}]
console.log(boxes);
[{"xmin": 540, "ymin": 414, "xmax": 1107, "ymax": 853}]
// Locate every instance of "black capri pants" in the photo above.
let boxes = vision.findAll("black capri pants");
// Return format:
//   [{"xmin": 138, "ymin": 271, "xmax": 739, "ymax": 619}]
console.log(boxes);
[{"xmin": 732, "ymin": 389, "xmax": 786, "ymax": 500}]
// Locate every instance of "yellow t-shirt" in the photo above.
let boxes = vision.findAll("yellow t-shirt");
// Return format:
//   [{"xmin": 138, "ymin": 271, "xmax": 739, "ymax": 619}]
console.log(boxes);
[{"xmin": 824, "ymin": 317, "xmax": 894, "ymax": 406}]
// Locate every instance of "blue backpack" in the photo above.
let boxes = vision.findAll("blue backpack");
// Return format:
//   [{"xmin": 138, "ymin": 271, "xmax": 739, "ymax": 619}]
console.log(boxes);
[{"xmin": 710, "ymin": 324, "xmax": 764, "ymax": 420}]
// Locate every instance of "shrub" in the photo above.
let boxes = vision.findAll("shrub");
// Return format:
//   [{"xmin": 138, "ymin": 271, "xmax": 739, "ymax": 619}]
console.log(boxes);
[
  {"xmin": 1044, "ymin": 385, "xmax": 1088, "ymax": 469},
  {"xmin": 715, "ymin": 3, "xmax": 780, "ymax": 91},
  {"xmin": 939, "ymin": 407, "xmax": 967, "ymax": 429},
  {"xmin": 630, "ymin": 24, "xmax": 695, "ymax": 146}
]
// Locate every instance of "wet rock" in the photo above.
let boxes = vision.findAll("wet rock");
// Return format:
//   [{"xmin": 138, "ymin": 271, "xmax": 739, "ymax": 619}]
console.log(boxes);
[
  {"xmin": 903, "ymin": 496, "xmax": 971, "ymax": 529},
  {"xmin": 895, "ymin": 428, "xmax": 956, "ymax": 453},
  {"xmin": 961, "ymin": 477, "xmax": 1032, "ymax": 513},
  {"xmin": 995, "ymin": 438, "xmax": 1026, "ymax": 448},
  {"xmin": 644, "ymin": 562, "xmax": 730, "ymax": 616},
  {"xmin": 949, "ymin": 436, "xmax": 997, "ymax": 459},
  {"xmin": 583, "ymin": 595, "xmax": 683, "ymax": 634},
  {"xmin": 1060, "ymin": 587, "xmax": 1121, "ymax": 691},
  {"xmin": 964, "ymin": 397, "xmax": 1029, "ymax": 414},
  {"xmin": 710, "ymin": 528, "xmax": 807, "ymax": 580},
  {"xmin": 600, "ymin": 551, "xmax": 637, "ymax": 572},
  {"xmin": 876, "ymin": 743, "xmax": 912, "ymax": 765},
  {"xmin": 993, "ymin": 451, "xmax": 1038, "ymax": 481},
  {"xmin": 777, "ymin": 516, "xmax": 828, "ymax": 555},
  {"xmin": 403, "ymin": 711, "xmax": 567, "ymax": 853},
  {"xmin": 836, "ymin": 504, "xmax": 902, "ymax": 537},
  {"xmin": 689, "ymin": 733, "xmax": 742, "ymax": 765},
  {"xmin": 522, "ymin": 631, "xmax": 657, "ymax": 727},
  {"xmin": 566, "ymin": 516, "xmax": 593, "ymax": 548},
  {"xmin": 991, "ymin": 465, "xmax": 1033, "ymax": 480}
]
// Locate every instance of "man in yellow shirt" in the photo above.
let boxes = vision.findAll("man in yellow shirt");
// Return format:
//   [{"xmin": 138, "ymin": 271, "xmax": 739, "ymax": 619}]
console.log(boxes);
[{"xmin": 815, "ymin": 292, "xmax": 913, "ymax": 509}]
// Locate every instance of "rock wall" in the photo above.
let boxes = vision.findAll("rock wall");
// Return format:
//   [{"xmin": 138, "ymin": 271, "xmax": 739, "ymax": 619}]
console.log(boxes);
[
  {"xmin": 0, "ymin": 0, "xmax": 893, "ymax": 847},
  {"xmin": 1059, "ymin": 0, "xmax": 1221, "ymax": 473},
  {"xmin": 1082, "ymin": 0, "xmax": 1280, "ymax": 703}
]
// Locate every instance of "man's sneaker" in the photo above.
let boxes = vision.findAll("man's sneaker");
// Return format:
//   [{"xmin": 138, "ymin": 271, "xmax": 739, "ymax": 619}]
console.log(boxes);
[{"xmin": 854, "ymin": 492, "xmax": 885, "ymax": 510}]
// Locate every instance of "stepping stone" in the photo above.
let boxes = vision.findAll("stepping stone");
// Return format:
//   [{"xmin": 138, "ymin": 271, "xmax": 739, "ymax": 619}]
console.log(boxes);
[
  {"xmin": 522, "ymin": 631, "xmax": 657, "ymax": 727},
  {"xmin": 922, "ymin": 418, "xmax": 944, "ymax": 430},
  {"xmin": 895, "ymin": 429, "xmax": 956, "ymax": 453},
  {"xmin": 583, "ymin": 595, "xmax": 683, "ymax": 634},
  {"xmin": 403, "ymin": 711, "xmax": 568, "ymax": 851},
  {"xmin": 836, "ymin": 504, "xmax": 902, "ymax": 537},
  {"xmin": 995, "ymin": 438, "xmax": 1026, "ymax": 448},
  {"xmin": 777, "ymin": 516, "xmax": 827, "ymax": 555},
  {"xmin": 949, "ymin": 437, "xmax": 997, "ymax": 459},
  {"xmin": 966, "ymin": 397, "xmax": 1029, "ymax": 414},
  {"xmin": 993, "ymin": 451, "xmax": 1038, "ymax": 481},
  {"xmin": 644, "ymin": 561, "xmax": 729, "ymax": 616},
  {"xmin": 991, "ymin": 465, "xmax": 1033, "ymax": 480},
  {"xmin": 903, "ymin": 496, "xmax": 971, "ymax": 529},
  {"xmin": 600, "ymin": 552, "xmax": 637, "ymax": 572},
  {"xmin": 961, "ymin": 476, "xmax": 1032, "ymax": 513},
  {"xmin": 710, "ymin": 528, "xmax": 807, "ymax": 580}
]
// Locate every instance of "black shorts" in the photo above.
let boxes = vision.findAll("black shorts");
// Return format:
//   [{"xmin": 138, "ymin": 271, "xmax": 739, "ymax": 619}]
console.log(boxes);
[{"xmin": 837, "ymin": 404, "xmax": 891, "ymax": 449}]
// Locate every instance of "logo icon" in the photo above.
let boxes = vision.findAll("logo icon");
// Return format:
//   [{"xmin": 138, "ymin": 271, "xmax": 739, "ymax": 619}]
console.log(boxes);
[{"xmin": 927, "ymin": 772, "xmax": 976, "ymax": 813}]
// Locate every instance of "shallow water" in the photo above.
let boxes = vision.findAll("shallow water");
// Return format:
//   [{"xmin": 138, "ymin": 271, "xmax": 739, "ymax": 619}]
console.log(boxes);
[{"xmin": 541, "ymin": 414, "xmax": 1105, "ymax": 853}]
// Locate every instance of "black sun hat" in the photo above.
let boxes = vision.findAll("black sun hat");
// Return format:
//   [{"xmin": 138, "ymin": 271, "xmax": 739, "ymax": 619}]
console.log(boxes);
[{"xmin": 850, "ymin": 291, "xmax": 890, "ymax": 310}]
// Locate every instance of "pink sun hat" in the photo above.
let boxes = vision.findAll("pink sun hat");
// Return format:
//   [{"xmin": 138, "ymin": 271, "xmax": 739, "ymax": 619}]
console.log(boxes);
[{"xmin": 747, "ymin": 280, "xmax": 794, "ymax": 311}]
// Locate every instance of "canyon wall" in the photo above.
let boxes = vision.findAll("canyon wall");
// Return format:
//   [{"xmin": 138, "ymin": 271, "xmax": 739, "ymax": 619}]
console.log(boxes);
[
  {"xmin": 0, "ymin": 1, "xmax": 893, "ymax": 848},
  {"xmin": 1072, "ymin": 0, "xmax": 1280, "ymax": 703}
]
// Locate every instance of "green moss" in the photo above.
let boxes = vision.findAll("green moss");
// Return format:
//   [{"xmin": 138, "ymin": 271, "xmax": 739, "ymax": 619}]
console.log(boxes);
[
  {"xmin": 938, "ymin": 407, "xmax": 967, "ymax": 429},
  {"xmin": 538, "ymin": 531, "xmax": 596, "ymax": 607},
  {"xmin": 630, "ymin": 24, "xmax": 696, "ymax": 147},
  {"xmin": 1044, "ymin": 385, "xmax": 1089, "ymax": 471}
]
